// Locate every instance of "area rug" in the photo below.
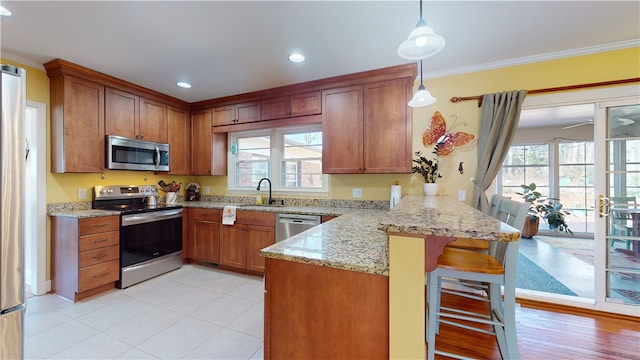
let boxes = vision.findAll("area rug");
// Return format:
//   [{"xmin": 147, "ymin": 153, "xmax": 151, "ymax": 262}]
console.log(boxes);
[{"xmin": 516, "ymin": 253, "xmax": 577, "ymax": 296}]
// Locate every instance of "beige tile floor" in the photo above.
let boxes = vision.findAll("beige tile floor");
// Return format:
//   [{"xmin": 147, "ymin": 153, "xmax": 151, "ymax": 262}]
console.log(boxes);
[{"xmin": 25, "ymin": 265, "xmax": 264, "ymax": 359}]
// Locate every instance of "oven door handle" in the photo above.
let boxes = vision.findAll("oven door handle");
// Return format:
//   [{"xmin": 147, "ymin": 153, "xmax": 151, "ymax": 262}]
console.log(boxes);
[
  {"xmin": 122, "ymin": 208, "xmax": 183, "ymax": 226},
  {"xmin": 155, "ymin": 146, "xmax": 160, "ymax": 170}
]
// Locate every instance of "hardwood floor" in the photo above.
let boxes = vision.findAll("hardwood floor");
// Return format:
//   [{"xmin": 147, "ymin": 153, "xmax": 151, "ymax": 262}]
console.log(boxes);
[{"xmin": 434, "ymin": 292, "xmax": 640, "ymax": 359}]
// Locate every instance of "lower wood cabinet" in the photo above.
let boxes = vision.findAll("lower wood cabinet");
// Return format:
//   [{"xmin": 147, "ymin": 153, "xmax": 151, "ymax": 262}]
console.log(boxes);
[
  {"xmin": 51, "ymin": 215, "xmax": 120, "ymax": 302},
  {"xmin": 219, "ymin": 211, "xmax": 275, "ymax": 274},
  {"xmin": 187, "ymin": 208, "xmax": 221, "ymax": 264}
]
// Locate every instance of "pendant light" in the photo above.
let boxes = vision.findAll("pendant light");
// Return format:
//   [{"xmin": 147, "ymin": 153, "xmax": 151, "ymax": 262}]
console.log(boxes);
[
  {"xmin": 397, "ymin": 0, "xmax": 445, "ymax": 60},
  {"xmin": 408, "ymin": 60, "xmax": 436, "ymax": 107}
]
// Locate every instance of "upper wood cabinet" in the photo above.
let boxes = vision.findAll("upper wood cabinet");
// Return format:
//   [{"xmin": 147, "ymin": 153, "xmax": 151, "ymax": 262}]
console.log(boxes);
[
  {"xmin": 261, "ymin": 91, "xmax": 321, "ymax": 120},
  {"xmin": 213, "ymin": 102, "xmax": 261, "ymax": 126},
  {"xmin": 322, "ymin": 77, "xmax": 412, "ymax": 174},
  {"xmin": 166, "ymin": 106, "xmax": 190, "ymax": 175},
  {"xmin": 191, "ymin": 109, "xmax": 213, "ymax": 175},
  {"xmin": 105, "ymin": 87, "xmax": 167, "ymax": 143},
  {"xmin": 49, "ymin": 74, "xmax": 105, "ymax": 173}
]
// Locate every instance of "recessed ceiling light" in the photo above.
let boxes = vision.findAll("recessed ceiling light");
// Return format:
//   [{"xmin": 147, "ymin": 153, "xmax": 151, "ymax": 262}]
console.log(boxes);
[
  {"xmin": 289, "ymin": 53, "xmax": 305, "ymax": 63},
  {"xmin": 0, "ymin": 5, "xmax": 12, "ymax": 16},
  {"xmin": 176, "ymin": 82, "xmax": 191, "ymax": 89}
]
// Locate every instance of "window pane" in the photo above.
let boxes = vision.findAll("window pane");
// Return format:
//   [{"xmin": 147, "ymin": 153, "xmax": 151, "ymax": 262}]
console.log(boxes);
[
  {"xmin": 236, "ymin": 135, "xmax": 270, "ymax": 187},
  {"xmin": 282, "ymin": 131, "xmax": 323, "ymax": 189}
]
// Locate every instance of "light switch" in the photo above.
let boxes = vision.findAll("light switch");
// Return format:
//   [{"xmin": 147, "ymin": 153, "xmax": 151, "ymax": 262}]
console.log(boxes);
[
  {"xmin": 457, "ymin": 190, "xmax": 466, "ymax": 202},
  {"xmin": 352, "ymin": 188, "xmax": 362, "ymax": 198},
  {"xmin": 205, "ymin": 186, "xmax": 210, "ymax": 194}
]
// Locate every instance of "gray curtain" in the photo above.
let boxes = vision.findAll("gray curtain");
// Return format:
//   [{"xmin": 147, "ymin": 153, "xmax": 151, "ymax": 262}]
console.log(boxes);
[{"xmin": 473, "ymin": 90, "xmax": 528, "ymax": 211}]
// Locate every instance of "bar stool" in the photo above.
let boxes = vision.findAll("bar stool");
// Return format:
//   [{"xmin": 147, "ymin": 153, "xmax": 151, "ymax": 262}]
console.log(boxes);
[{"xmin": 426, "ymin": 199, "xmax": 528, "ymax": 359}]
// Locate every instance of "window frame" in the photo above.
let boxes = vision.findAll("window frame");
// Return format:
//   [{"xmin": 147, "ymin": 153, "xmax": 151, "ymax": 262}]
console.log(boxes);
[{"xmin": 227, "ymin": 124, "xmax": 328, "ymax": 196}]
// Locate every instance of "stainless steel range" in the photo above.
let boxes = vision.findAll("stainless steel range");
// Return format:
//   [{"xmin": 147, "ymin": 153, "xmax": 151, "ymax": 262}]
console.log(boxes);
[{"xmin": 92, "ymin": 185, "xmax": 183, "ymax": 288}]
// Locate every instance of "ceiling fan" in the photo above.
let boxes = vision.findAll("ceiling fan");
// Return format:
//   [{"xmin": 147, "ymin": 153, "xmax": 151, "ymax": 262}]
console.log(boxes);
[{"xmin": 562, "ymin": 119, "xmax": 593, "ymax": 129}]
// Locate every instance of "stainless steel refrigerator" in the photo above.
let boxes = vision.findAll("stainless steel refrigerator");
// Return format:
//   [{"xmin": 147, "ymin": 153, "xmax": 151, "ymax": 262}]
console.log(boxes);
[{"xmin": 1, "ymin": 64, "xmax": 26, "ymax": 359}]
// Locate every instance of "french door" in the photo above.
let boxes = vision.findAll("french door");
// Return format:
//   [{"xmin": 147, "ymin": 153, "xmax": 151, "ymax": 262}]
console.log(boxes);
[{"xmin": 595, "ymin": 98, "xmax": 640, "ymax": 315}]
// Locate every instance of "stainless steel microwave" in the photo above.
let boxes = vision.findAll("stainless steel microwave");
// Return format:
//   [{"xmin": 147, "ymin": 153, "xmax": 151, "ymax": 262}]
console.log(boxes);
[{"xmin": 106, "ymin": 135, "xmax": 170, "ymax": 171}]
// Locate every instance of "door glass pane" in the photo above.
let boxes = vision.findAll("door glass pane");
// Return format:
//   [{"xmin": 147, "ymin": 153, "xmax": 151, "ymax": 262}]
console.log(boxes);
[{"xmin": 605, "ymin": 104, "xmax": 640, "ymax": 305}]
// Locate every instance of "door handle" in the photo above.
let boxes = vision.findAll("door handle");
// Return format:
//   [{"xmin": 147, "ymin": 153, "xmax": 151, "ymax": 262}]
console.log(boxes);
[{"xmin": 599, "ymin": 195, "xmax": 610, "ymax": 218}]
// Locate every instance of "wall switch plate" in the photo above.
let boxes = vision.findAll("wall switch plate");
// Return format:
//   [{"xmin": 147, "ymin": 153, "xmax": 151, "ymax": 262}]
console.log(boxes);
[
  {"xmin": 352, "ymin": 188, "xmax": 363, "ymax": 198},
  {"xmin": 205, "ymin": 186, "xmax": 211, "ymax": 194},
  {"xmin": 457, "ymin": 190, "xmax": 466, "ymax": 202},
  {"xmin": 78, "ymin": 188, "xmax": 87, "ymax": 199}
]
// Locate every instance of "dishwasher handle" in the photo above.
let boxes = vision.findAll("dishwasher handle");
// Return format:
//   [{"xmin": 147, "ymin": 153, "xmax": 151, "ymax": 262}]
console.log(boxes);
[{"xmin": 278, "ymin": 217, "xmax": 318, "ymax": 226}]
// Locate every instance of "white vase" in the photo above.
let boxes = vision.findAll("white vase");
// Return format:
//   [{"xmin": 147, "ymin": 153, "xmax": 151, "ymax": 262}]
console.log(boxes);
[{"xmin": 423, "ymin": 183, "xmax": 438, "ymax": 196}]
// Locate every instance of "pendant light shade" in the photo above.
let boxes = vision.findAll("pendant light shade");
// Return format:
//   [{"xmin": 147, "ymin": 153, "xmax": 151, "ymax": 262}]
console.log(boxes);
[
  {"xmin": 398, "ymin": 0, "xmax": 445, "ymax": 60},
  {"xmin": 408, "ymin": 60, "xmax": 436, "ymax": 107},
  {"xmin": 408, "ymin": 85, "xmax": 436, "ymax": 107}
]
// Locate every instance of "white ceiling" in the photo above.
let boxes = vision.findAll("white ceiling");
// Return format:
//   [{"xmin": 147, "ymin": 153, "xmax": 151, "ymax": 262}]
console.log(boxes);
[{"xmin": 1, "ymin": 1, "xmax": 639, "ymax": 126}]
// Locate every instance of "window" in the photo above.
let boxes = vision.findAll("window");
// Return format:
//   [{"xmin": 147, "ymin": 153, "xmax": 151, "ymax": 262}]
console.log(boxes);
[
  {"xmin": 228, "ymin": 124, "xmax": 327, "ymax": 194},
  {"xmin": 499, "ymin": 141, "xmax": 595, "ymax": 234}
]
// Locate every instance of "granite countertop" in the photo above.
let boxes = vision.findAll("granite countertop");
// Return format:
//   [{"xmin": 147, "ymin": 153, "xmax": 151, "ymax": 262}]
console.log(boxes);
[
  {"xmin": 47, "ymin": 208, "xmax": 121, "ymax": 218},
  {"xmin": 260, "ymin": 209, "xmax": 389, "ymax": 276},
  {"xmin": 378, "ymin": 195, "xmax": 521, "ymax": 242}
]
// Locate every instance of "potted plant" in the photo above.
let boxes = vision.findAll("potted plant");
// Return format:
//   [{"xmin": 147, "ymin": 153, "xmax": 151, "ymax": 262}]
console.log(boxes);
[
  {"xmin": 518, "ymin": 183, "xmax": 573, "ymax": 238},
  {"xmin": 412, "ymin": 151, "xmax": 441, "ymax": 195}
]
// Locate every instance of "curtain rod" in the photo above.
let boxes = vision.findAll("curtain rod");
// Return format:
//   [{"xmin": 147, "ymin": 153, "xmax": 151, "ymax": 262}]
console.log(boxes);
[{"xmin": 450, "ymin": 77, "xmax": 640, "ymax": 107}]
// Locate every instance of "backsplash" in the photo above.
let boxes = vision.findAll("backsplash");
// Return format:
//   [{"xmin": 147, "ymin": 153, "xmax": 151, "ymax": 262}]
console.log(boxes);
[{"xmin": 47, "ymin": 196, "xmax": 389, "ymax": 214}]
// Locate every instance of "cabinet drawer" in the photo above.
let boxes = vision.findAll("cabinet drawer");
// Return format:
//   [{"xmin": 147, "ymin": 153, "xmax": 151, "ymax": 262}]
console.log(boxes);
[
  {"xmin": 79, "ymin": 230, "xmax": 119, "ymax": 252},
  {"xmin": 190, "ymin": 208, "xmax": 221, "ymax": 221},
  {"xmin": 236, "ymin": 211, "xmax": 275, "ymax": 227},
  {"xmin": 78, "ymin": 259, "xmax": 119, "ymax": 291},
  {"xmin": 79, "ymin": 216, "xmax": 119, "ymax": 235},
  {"xmin": 79, "ymin": 245, "xmax": 119, "ymax": 267}
]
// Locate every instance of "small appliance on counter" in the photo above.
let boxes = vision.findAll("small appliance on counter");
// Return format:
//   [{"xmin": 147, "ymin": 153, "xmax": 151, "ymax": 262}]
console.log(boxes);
[{"xmin": 185, "ymin": 183, "xmax": 201, "ymax": 201}]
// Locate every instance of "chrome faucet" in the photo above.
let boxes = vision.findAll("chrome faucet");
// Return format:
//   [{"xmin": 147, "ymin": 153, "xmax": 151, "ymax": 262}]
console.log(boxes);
[{"xmin": 257, "ymin": 178, "xmax": 275, "ymax": 205}]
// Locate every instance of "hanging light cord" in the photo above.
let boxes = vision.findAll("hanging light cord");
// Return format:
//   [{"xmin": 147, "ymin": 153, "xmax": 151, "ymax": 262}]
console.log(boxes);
[{"xmin": 418, "ymin": 60, "xmax": 425, "ymax": 90}]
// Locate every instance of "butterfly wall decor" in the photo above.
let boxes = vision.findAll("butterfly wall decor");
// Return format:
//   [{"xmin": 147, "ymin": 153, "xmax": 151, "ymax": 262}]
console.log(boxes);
[{"xmin": 422, "ymin": 111, "xmax": 475, "ymax": 156}]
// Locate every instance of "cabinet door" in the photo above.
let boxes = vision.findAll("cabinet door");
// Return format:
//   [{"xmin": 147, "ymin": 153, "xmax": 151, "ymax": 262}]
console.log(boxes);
[
  {"xmin": 105, "ymin": 87, "xmax": 138, "ymax": 139},
  {"xmin": 139, "ymin": 97, "xmax": 167, "ymax": 142},
  {"xmin": 261, "ymin": 96, "xmax": 290, "ymax": 120},
  {"xmin": 191, "ymin": 219, "xmax": 220, "ymax": 263},
  {"xmin": 322, "ymin": 86, "xmax": 363, "ymax": 173},
  {"xmin": 246, "ymin": 225, "xmax": 274, "ymax": 273},
  {"xmin": 213, "ymin": 105, "xmax": 236, "ymax": 126},
  {"xmin": 219, "ymin": 225, "xmax": 247, "ymax": 269},
  {"xmin": 363, "ymin": 78, "xmax": 412, "ymax": 173},
  {"xmin": 167, "ymin": 106, "xmax": 190, "ymax": 175},
  {"xmin": 54, "ymin": 76, "xmax": 105, "ymax": 173},
  {"xmin": 191, "ymin": 109, "xmax": 213, "ymax": 175},
  {"xmin": 236, "ymin": 102, "xmax": 261, "ymax": 123},
  {"xmin": 290, "ymin": 91, "xmax": 321, "ymax": 117}
]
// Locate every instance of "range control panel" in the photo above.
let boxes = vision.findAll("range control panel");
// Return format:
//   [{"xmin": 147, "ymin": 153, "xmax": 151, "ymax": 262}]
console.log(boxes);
[{"xmin": 94, "ymin": 185, "xmax": 158, "ymax": 200}]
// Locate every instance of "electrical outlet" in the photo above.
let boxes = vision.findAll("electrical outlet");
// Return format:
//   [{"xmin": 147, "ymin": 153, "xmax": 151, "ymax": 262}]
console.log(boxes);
[
  {"xmin": 352, "ymin": 188, "xmax": 362, "ymax": 198},
  {"xmin": 205, "ymin": 186, "xmax": 211, "ymax": 194},
  {"xmin": 457, "ymin": 190, "xmax": 466, "ymax": 202},
  {"xmin": 78, "ymin": 188, "xmax": 87, "ymax": 199}
]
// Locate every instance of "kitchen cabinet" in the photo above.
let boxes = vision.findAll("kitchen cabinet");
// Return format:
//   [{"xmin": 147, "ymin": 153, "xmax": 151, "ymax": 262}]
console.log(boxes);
[
  {"xmin": 322, "ymin": 77, "xmax": 412, "ymax": 173},
  {"xmin": 187, "ymin": 208, "xmax": 221, "ymax": 264},
  {"xmin": 261, "ymin": 91, "xmax": 321, "ymax": 120},
  {"xmin": 219, "ymin": 211, "xmax": 275, "ymax": 274},
  {"xmin": 264, "ymin": 258, "xmax": 389, "ymax": 359},
  {"xmin": 213, "ymin": 102, "xmax": 261, "ymax": 126},
  {"xmin": 191, "ymin": 109, "xmax": 227, "ymax": 175},
  {"xmin": 105, "ymin": 87, "xmax": 168, "ymax": 143},
  {"xmin": 51, "ymin": 215, "xmax": 120, "ymax": 302},
  {"xmin": 49, "ymin": 74, "xmax": 105, "ymax": 173},
  {"xmin": 166, "ymin": 106, "xmax": 190, "ymax": 175}
]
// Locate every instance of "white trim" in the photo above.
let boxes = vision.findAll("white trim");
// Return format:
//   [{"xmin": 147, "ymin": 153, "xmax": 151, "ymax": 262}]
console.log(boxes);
[
  {"xmin": 25, "ymin": 101, "xmax": 48, "ymax": 295},
  {"xmin": 421, "ymin": 40, "xmax": 639, "ymax": 81}
]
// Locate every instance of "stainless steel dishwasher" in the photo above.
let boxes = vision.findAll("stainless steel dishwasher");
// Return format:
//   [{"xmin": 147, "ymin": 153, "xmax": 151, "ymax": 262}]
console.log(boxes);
[{"xmin": 275, "ymin": 213, "xmax": 321, "ymax": 242}]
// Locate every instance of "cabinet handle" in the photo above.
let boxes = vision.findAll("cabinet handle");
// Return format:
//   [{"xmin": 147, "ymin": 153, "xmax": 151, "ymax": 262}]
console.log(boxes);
[
  {"xmin": 93, "ymin": 272, "xmax": 109, "ymax": 278},
  {"xmin": 92, "ymin": 223, "xmax": 108, "ymax": 228},
  {"xmin": 93, "ymin": 238, "xmax": 108, "ymax": 244},
  {"xmin": 94, "ymin": 253, "xmax": 108, "ymax": 259}
]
